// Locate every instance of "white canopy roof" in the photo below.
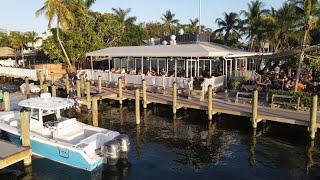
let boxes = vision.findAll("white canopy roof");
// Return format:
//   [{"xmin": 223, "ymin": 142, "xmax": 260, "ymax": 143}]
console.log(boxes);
[
  {"xmin": 86, "ymin": 42, "xmax": 262, "ymax": 58},
  {"xmin": 19, "ymin": 95, "xmax": 75, "ymax": 110}
]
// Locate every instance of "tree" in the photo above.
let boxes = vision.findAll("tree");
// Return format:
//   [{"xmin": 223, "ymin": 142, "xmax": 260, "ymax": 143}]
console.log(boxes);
[
  {"xmin": 111, "ymin": 8, "xmax": 137, "ymax": 30},
  {"xmin": 292, "ymin": 0, "xmax": 319, "ymax": 92},
  {"xmin": 145, "ymin": 22, "xmax": 166, "ymax": 38},
  {"xmin": 186, "ymin": 18, "xmax": 199, "ymax": 34},
  {"xmin": 36, "ymin": 0, "xmax": 75, "ymax": 70},
  {"xmin": 121, "ymin": 24, "xmax": 149, "ymax": 46},
  {"xmin": 241, "ymin": 0, "xmax": 269, "ymax": 51},
  {"xmin": 214, "ymin": 12, "xmax": 242, "ymax": 46},
  {"xmin": 161, "ymin": 10, "xmax": 179, "ymax": 35}
]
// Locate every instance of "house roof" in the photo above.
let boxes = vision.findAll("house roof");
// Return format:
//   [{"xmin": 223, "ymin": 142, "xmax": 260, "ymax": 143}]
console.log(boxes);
[{"xmin": 86, "ymin": 42, "xmax": 265, "ymax": 59}]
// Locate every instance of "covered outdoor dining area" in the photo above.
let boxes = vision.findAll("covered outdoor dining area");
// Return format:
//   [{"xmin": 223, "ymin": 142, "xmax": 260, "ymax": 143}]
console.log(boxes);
[{"xmin": 82, "ymin": 42, "xmax": 263, "ymax": 96}]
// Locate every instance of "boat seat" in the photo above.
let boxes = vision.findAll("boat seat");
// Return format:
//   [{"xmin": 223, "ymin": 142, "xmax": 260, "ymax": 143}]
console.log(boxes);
[{"xmin": 53, "ymin": 118, "xmax": 84, "ymax": 142}]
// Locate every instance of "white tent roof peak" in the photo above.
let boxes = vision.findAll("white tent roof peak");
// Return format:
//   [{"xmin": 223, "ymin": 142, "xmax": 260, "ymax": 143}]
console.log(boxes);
[{"xmin": 86, "ymin": 42, "xmax": 264, "ymax": 58}]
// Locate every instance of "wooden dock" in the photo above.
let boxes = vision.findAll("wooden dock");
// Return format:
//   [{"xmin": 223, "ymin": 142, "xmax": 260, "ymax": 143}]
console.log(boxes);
[
  {"xmin": 72, "ymin": 77, "xmax": 319, "ymax": 141},
  {"xmin": 0, "ymin": 140, "xmax": 32, "ymax": 169}
]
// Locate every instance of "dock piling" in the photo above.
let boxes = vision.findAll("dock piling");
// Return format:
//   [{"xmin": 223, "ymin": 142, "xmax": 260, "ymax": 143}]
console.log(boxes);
[
  {"xmin": 76, "ymin": 79, "xmax": 81, "ymax": 98},
  {"xmin": 98, "ymin": 76, "xmax": 102, "ymax": 94},
  {"xmin": 80, "ymin": 75, "xmax": 85, "ymax": 96},
  {"xmin": 142, "ymin": 79, "xmax": 147, "ymax": 109},
  {"xmin": 92, "ymin": 97, "xmax": 98, "ymax": 127},
  {"xmin": 172, "ymin": 82, "xmax": 177, "ymax": 114},
  {"xmin": 25, "ymin": 77, "xmax": 30, "ymax": 97},
  {"xmin": 135, "ymin": 89, "xmax": 140, "ymax": 124},
  {"xmin": 20, "ymin": 109, "xmax": 31, "ymax": 166},
  {"xmin": 208, "ymin": 85, "xmax": 213, "ymax": 121},
  {"xmin": 118, "ymin": 77, "xmax": 123, "ymax": 105},
  {"xmin": 51, "ymin": 84, "xmax": 57, "ymax": 97},
  {"xmin": 39, "ymin": 71, "xmax": 44, "ymax": 91},
  {"xmin": 86, "ymin": 81, "xmax": 91, "ymax": 109},
  {"xmin": 251, "ymin": 90, "xmax": 258, "ymax": 129},
  {"xmin": 309, "ymin": 94, "xmax": 318, "ymax": 140},
  {"xmin": 50, "ymin": 72, "xmax": 54, "ymax": 85},
  {"xmin": 4, "ymin": 91, "xmax": 10, "ymax": 111},
  {"xmin": 65, "ymin": 76, "xmax": 70, "ymax": 96}
]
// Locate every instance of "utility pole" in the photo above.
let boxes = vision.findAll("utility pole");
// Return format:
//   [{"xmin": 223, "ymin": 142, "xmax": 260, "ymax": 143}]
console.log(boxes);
[{"xmin": 199, "ymin": 0, "xmax": 202, "ymax": 35}]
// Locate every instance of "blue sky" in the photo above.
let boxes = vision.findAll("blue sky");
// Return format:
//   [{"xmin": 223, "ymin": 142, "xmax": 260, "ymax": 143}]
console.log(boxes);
[{"xmin": 0, "ymin": 0, "xmax": 285, "ymax": 33}]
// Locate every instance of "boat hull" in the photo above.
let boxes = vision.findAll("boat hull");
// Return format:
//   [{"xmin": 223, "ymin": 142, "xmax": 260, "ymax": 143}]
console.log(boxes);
[{"xmin": 5, "ymin": 132, "xmax": 103, "ymax": 171}]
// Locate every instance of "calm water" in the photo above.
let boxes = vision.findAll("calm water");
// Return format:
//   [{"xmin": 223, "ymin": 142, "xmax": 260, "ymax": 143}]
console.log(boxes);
[{"xmin": 1, "ymin": 100, "xmax": 320, "ymax": 180}]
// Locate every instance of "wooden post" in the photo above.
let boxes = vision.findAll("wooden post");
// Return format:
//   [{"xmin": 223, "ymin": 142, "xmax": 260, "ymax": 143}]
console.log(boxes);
[
  {"xmin": 65, "ymin": 76, "xmax": 70, "ymax": 96},
  {"xmin": 51, "ymin": 85, "xmax": 57, "ymax": 97},
  {"xmin": 135, "ymin": 89, "xmax": 140, "ymax": 125},
  {"xmin": 251, "ymin": 90, "xmax": 258, "ymax": 129},
  {"xmin": 118, "ymin": 77, "xmax": 123, "ymax": 105},
  {"xmin": 92, "ymin": 97, "xmax": 98, "ymax": 127},
  {"xmin": 98, "ymin": 75, "xmax": 102, "ymax": 94},
  {"xmin": 76, "ymin": 79, "xmax": 81, "ymax": 98},
  {"xmin": 50, "ymin": 72, "xmax": 54, "ymax": 85},
  {"xmin": 86, "ymin": 81, "xmax": 91, "ymax": 108},
  {"xmin": 80, "ymin": 75, "xmax": 85, "ymax": 96},
  {"xmin": 43, "ymin": 83, "xmax": 48, "ymax": 93},
  {"xmin": 25, "ymin": 77, "xmax": 30, "ymax": 97},
  {"xmin": 3, "ymin": 92, "xmax": 10, "ymax": 111},
  {"xmin": 208, "ymin": 85, "xmax": 213, "ymax": 121},
  {"xmin": 309, "ymin": 94, "xmax": 318, "ymax": 140},
  {"xmin": 39, "ymin": 71, "xmax": 44, "ymax": 91},
  {"xmin": 20, "ymin": 109, "xmax": 31, "ymax": 166},
  {"xmin": 142, "ymin": 79, "xmax": 147, "ymax": 109},
  {"xmin": 173, "ymin": 82, "xmax": 177, "ymax": 114}
]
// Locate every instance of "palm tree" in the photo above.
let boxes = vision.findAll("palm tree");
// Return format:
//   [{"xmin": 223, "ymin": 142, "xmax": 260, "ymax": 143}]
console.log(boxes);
[
  {"xmin": 214, "ymin": 12, "xmax": 242, "ymax": 46},
  {"xmin": 186, "ymin": 18, "xmax": 199, "ymax": 34},
  {"xmin": 241, "ymin": 0, "xmax": 269, "ymax": 51},
  {"xmin": 292, "ymin": 0, "xmax": 319, "ymax": 92},
  {"xmin": 36, "ymin": 0, "xmax": 75, "ymax": 70},
  {"xmin": 161, "ymin": 10, "xmax": 179, "ymax": 35},
  {"xmin": 111, "ymin": 8, "xmax": 137, "ymax": 29}
]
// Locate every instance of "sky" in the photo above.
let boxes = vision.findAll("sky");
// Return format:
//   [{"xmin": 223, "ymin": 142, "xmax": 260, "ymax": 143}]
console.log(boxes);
[{"xmin": 0, "ymin": 0, "xmax": 285, "ymax": 34}]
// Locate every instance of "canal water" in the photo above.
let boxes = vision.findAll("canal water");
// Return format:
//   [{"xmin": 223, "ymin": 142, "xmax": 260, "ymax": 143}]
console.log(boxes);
[{"xmin": 1, "ymin": 90, "xmax": 320, "ymax": 179}]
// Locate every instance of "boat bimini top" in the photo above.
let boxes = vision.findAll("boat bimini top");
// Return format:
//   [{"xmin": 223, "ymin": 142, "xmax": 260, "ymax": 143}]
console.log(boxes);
[{"xmin": 18, "ymin": 93, "xmax": 75, "ymax": 111}]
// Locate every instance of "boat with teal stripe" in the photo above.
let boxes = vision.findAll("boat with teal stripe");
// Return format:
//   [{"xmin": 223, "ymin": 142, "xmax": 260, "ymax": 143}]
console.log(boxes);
[{"xmin": 0, "ymin": 93, "xmax": 130, "ymax": 171}]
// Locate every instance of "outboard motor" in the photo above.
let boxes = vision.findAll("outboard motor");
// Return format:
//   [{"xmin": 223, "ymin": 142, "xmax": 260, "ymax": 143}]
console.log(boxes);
[
  {"xmin": 101, "ymin": 140, "xmax": 120, "ymax": 166},
  {"xmin": 115, "ymin": 134, "xmax": 130, "ymax": 159}
]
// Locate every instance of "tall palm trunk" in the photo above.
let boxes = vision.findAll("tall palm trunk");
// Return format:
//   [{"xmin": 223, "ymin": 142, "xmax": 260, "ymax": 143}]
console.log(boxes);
[
  {"xmin": 294, "ymin": 26, "xmax": 309, "ymax": 92},
  {"xmin": 56, "ymin": 20, "xmax": 72, "ymax": 71}
]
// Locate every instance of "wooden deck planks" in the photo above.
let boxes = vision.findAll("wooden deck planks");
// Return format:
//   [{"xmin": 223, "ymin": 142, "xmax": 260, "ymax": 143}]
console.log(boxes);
[{"xmin": 0, "ymin": 140, "xmax": 32, "ymax": 169}]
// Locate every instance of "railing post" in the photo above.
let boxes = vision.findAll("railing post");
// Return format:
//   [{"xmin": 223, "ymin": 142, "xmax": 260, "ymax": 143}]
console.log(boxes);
[
  {"xmin": 3, "ymin": 91, "xmax": 10, "ymax": 111},
  {"xmin": 173, "ymin": 82, "xmax": 177, "ymax": 114},
  {"xmin": 51, "ymin": 85, "xmax": 57, "ymax": 97},
  {"xmin": 309, "ymin": 94, "xmax": 318, "ymax": 140},
  {"xmin": 118, "ymin": 77, "xmax": 123, "ymax": 105},
  {"xmin": 135, "ymin": 89, "xmax": 140, "ymax": 125},
  {"xmin": 251, "ymin": 89, "xmax": 258, "ymax": 129},
  {"xmin": 98, "ymin": 75, "xmax": 102, "ymax": 94},
  {"xmin": 208, "ymin": 85, "xmax": 213, "ymax": 121},
  {"xmin": 76, "ymin": 79, "xmax": 81, "ymax": 98},
  {"xmin": 142, "ymin": 79, "xmax": 147, "ymax": 109},
  {"xmin": 25, "ymin": 77, "xmax": 30, "ymax": 97},
  {"xmin": 92, "ymin": 97, "xmax": 98, "ymax": 127},
  {"xmin": 86, "ymin": 81, "xmax": 91, "ymax": 109},
  {"xmin": 20, "ymin": 109, "xmax": 31, "ymax": 166}
]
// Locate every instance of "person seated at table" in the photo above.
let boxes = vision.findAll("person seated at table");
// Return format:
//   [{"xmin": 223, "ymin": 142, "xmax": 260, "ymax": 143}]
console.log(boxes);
[
  {"xmin": 263, "ymin": 77, "xmax": 272, "ymax": 86},
  {"xmin": 285, "ymin": 80, "xmax": 294, "ymax": 89},
  {"xmin": 297, "ymin": 81, "xmax": 305, "ymax": 92}
]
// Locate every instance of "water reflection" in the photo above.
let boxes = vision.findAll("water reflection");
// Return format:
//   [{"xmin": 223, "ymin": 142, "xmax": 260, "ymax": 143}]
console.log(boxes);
[{"xmin": 2, "ymin": 101, "xmax": 320, "ymax": 179}]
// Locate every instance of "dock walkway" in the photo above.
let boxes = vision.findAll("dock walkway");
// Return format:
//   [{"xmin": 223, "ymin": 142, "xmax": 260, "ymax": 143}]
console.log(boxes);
[
  {"xmin": 0, "ymin": 140, "xmax": 31, "ymax": 169},
  {"xmin": 83, "ymin": 86, "xmax": 320, "ymax": 128}
]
